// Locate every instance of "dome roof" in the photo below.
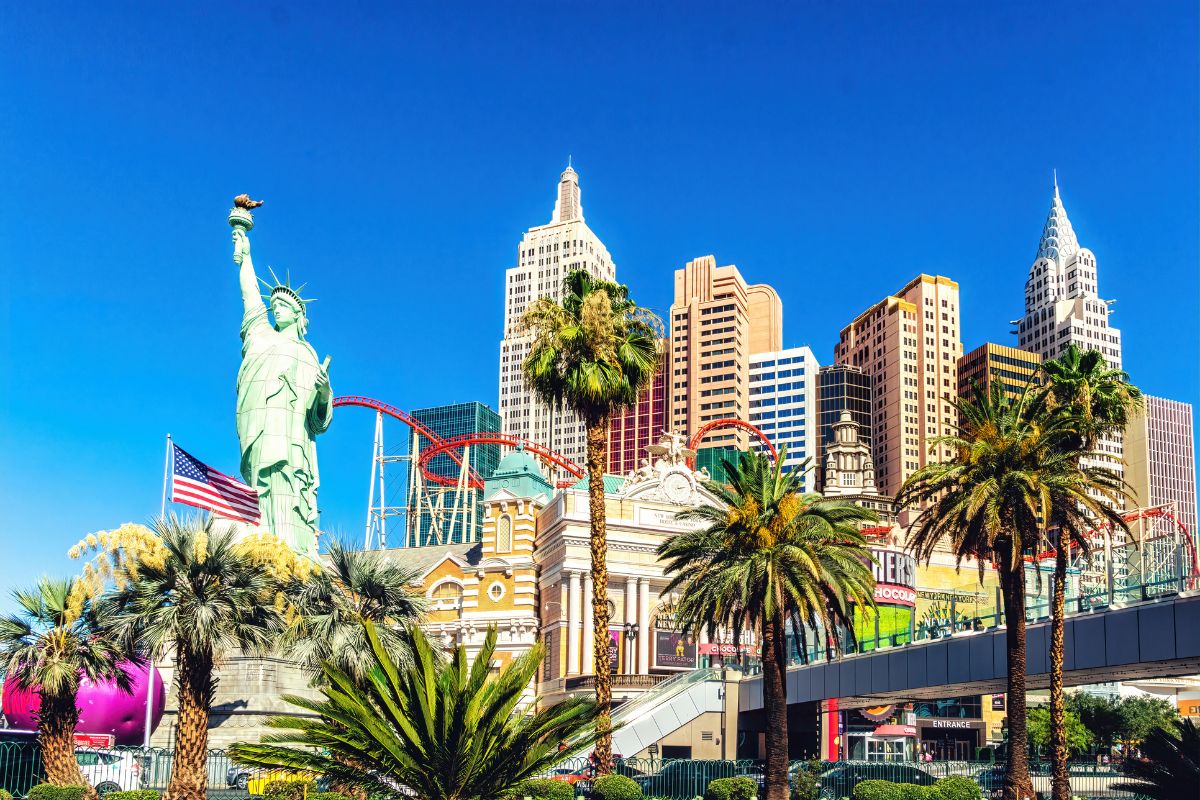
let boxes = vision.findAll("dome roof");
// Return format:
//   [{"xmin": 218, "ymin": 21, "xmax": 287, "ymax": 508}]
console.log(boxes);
[{"xmin": 492, "ymin": 445, "xmax": 547, "ymax": 479}]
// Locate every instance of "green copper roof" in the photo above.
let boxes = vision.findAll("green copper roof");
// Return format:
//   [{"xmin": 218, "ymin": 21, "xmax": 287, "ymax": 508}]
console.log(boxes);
[
  {"xmin": 484, "ymin": 445, "xmax": 554, "ymax": 501},
  {"xmin": 569, "ymin": 474, "xmax": 626, "ymax": 494}
]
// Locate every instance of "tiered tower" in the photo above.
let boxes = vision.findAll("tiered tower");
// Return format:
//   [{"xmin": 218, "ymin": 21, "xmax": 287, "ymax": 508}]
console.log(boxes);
[{"xmin": 498, "ymin": 165, "xmax": 616, "ymax": 472}]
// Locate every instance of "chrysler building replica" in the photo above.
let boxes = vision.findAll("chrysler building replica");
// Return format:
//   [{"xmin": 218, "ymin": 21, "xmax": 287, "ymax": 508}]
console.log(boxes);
[
  {"xmin": 498, "ymin": 165, "xmax": 617, "ymax": 472},
  {"xmin": 1014, "ymin": 176, "xmax": 1126, "ymax": 503}
]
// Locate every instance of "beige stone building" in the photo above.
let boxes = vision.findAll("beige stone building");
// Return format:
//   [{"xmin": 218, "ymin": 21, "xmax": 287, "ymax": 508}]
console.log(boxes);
[
  {"xmin": 1125, "ymin": 395, "xmax": 1198, "ymax": 536},
  {"xmin": 834, "ymin": 274, "xmax": 962, "ymax": 498},
  {"xmin": 669, "ymin": 256, "xmax": 782, "ymax": 450}
]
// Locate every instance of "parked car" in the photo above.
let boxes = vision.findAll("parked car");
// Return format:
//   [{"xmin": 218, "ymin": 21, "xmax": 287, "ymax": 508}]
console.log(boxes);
[
  {"xmin": 227, "ymin": 766, "xmax": 254, "ymax": 791},
  {"xmin": 817, "ymin": 763, "xmax": 936, "ymax": 800},
  {"xmin": 75, "ymin": 749, "xmax": 142, "ymax": 795}
]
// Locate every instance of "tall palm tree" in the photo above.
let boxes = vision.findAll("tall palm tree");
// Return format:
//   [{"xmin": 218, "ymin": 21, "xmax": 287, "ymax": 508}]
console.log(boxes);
[
  {"xmin": 1040, "ymin": 345, "xmax": 1141, "ymax": 800},
  {"xmin": 897, "ymin": 386, "xmax": 1069, "ymax": 800},
  {"xmin": 0, "ymin": 578, "xmax": 132, "ymax": 789},
  {"xmin": 283, "ymin": 539, "xmax": 426, "ymax": 683},
  {"xmin": 230, "ymin": 623, "xmax": 601, "ymax": 800},
  {"xmin": 658, "ymin": 450, "xmax": 876, "ymax": 800},
  {"xmin": 95, "ymin": 516, "xmax": 290, "ymax": 800},
  {"xmin": 521, "ymin": 268, "xmax": 661, "ymax": 769}
]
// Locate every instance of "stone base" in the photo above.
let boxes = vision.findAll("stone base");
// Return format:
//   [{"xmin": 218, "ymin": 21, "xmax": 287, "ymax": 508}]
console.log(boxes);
[{"xmin": 150, "ymin": 654, "xmax": 322, "ymax": 750}]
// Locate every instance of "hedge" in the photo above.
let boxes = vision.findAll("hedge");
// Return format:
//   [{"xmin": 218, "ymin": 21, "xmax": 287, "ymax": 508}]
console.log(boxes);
[
  {"xmin": 705, "ymin": 777, "xmax": 757, "ymax": 800},
  {"xmin": 263, "ymin": 781, "xmax": 317, "ymax": 800},
  {"xmin": 790, "ymin": 762, "xmax": 820, "ymax": 800},
  {"xmin": 933, "ymin": 777, "xmax": 981, "ymax": 800},
  {"xmin": 106, "ymin": 791, "xmax": 160, "ymax": 800},
  {"xmin": 0, "ymin": 789, "xmax": 13, "ymax": 800},
  {"xmin": 309, "ymin": 793, "xmax": 352, "ymax": 800},
  {"xmin": 28, "ymin": 786, "xmax": 90, "ymax": 800},
  {"xmin": 852, "ymin": 781, "xmax": 897, "ymax": 800},
  {"xmin": 512, "ymin": 779, "xmax": 575, "ymax": 800},
  {"xmin": 593, "ymin": 774, "xmax": 643, "ymax": 800}
]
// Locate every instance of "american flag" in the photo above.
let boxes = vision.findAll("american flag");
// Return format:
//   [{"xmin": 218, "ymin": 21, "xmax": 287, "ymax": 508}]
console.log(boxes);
[{"xmin": 170, "ymin": 444, "xmax": 261, "ymax": 524}]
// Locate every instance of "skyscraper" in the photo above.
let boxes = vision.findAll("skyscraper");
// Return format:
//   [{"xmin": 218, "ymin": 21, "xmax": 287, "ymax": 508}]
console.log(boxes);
[
  {"xmin": 834, "ymin": 275, "xmax": 962, "ymax": 497},
  {"xmin": 748, "ymin": 347, "xmax": 820, "ymax": 492},
  {"xmin": 1125, "ymin": 396, "xmax": 1198, "ymax": 536},
  {"xmin": 498, "ymin": 166, "xmax": 617, "ymax": 472},
  {"xmin": 1014, "ymin": 178, "xmax": 1125, "ymax": 499},
  {"xmin": 957, "ymin": 343, "xmax": 1041, "ymax": 402},
  {"xmin": 816, "ymin": 364, "xmax": 873, "ymax": 489},
  {"xmin": 406, "ymin": 401, "xmax": 502, "ymax": 546},
  {"xmin": 669, "ymin": 255, "xmax": 782, "ymax": 449},
  {"xmin": 608, "ymin": 345, "xmax": 668, "ymax": 475}
]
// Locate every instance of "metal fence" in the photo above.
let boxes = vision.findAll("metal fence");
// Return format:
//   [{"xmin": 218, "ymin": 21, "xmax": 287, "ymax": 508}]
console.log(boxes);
[
  {"xmin": 540, "ymin": 756, "xmax": 1144, "ymax": 800},
  {"xmin": 0, "ymin": 744, "xmax": 1146, "ymax": 800},
  {"xmin": 0, "ymin": 742, "xmax": 251, "ymax": 799}
]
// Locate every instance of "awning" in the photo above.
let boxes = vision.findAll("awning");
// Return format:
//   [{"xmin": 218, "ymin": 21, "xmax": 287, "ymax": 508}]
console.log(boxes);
[{"xmin": 873, "ymin": 724, "xmax": 917, "ymax": 737}]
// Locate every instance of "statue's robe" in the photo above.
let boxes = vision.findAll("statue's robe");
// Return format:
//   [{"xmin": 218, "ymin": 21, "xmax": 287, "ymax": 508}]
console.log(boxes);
[{"xmin": 235, "ymin": 302, "xmax": 331, "ymax": 556}]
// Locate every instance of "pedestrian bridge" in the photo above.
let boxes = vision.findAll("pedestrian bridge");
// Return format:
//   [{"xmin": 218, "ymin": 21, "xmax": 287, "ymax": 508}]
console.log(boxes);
[{"xmin": 739, "ymin": 591, "xmax": 1200, "ymax": 711}]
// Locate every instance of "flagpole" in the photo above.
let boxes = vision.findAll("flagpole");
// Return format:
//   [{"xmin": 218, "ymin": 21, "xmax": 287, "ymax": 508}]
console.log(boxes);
[
  {"xmin": 160, "ymin": 433, "xmax": 172, "ymax": 517},
  {"xmin": 147, "ymin": 433, "xmax": 170, "ymax": 750}
]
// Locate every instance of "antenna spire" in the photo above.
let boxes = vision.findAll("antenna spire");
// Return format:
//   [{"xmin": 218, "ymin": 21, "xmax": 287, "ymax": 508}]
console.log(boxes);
[{"xmin": 1053, "ymin": 169, "xmax": 1060, "ymax": 200}]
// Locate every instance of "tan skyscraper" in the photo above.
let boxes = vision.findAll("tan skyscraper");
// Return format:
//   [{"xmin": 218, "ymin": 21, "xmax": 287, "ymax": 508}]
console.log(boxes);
[
  {"xmin": 834, "ymin": 275, "xmax": 962, "ymax": 497},
  {"xmin": 957, "ymin": 343, "xmax": 1041, "ymax": 402},
  {"xmin": 669, "ymin": 256, "xmax": 782, "ymax": 449},
  {"xmin": 498, "ymin": 165, "xmax": 617, "ymax": 472}
]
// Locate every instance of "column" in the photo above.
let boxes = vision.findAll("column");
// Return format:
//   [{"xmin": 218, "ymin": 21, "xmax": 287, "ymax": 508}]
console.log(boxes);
[
  {"xmin": 624, "ymin": 577, "xmax": 637, "ymax": 674},
  {"xmin": 567, "ymin": 570, "xmax": 582, "ymax": 675},
  {"xmin": 637, "ymin": 578, "xmax": 651, "ymax": 674},
  {"xmin": 581, "ymin": 572, "xmax": 594, "ymax": 674}
]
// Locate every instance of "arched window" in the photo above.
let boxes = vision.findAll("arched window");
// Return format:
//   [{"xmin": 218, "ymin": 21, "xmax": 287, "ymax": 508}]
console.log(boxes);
[
  {"xmin": 496, "ymin": 514, "xmax": 513, "ymax": 553},
  {"xmin": 430, "ymin": 580, "xmax": 464, "ymax": 611}
]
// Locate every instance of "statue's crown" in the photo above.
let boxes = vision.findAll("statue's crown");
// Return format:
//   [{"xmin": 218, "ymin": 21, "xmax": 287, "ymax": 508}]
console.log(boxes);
[{"xmin": 260, "ymin": 267, "xmax": 315, "ymax": 311}]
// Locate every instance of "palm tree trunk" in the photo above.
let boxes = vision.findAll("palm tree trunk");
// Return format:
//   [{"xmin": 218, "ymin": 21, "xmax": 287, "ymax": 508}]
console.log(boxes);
[
  {"xmin": 998, "ymin": 556, "xmax": 1036, "ymax": 800},
  {"xmin": 165, "ymin": 646, "xmax": 214, "ymax": 800},
  {"xmin": 1049, "ymin": 535, "xmax": 1071, "ymax": 800},
  {"xmin": 760, "ymin": 612, "xmax": 789, "ymax": 800},
  {"xmin": 585, "ymin": 420, "xmax": 613, "ymax": 774},
  {"xmin": 38, "ymin": 688, "xmax": 90, "ymax": 790}
]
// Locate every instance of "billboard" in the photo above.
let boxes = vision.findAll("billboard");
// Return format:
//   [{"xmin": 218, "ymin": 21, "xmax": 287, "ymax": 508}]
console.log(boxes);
[{"xmin": 654, "ymin": 630, "xmax": 697, "ymax": 669}]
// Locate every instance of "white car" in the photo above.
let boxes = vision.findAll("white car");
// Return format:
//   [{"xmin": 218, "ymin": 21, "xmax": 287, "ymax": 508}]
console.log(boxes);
[{"xmin": 75, "ymin": 749, "xmax": 143, "ymax": 795}]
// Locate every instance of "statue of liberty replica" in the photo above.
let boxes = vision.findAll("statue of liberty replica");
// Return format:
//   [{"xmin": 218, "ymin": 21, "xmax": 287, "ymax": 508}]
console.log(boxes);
[{"xmin": 229, "ymin": 196, "xmax": 332, "ymax": 558}]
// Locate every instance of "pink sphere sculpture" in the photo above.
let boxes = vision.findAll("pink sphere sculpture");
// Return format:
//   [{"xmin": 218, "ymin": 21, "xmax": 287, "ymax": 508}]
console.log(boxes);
[{"xmin": 2, "ymin": 660, "xmax": 166, "ymax": 746}]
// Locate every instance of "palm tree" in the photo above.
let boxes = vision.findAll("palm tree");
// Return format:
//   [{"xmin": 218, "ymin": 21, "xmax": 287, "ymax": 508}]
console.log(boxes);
[
  {"xmin": 658, "ymin": 450, "xmax": 876, "ymax": 800},
  {"xmin": 230, "ymin": 622, "xmax": 601, "ymax": 800},
  {"xmin": 1112, "ymin": 718, "xmax": 1199, "ymax": 800},
  {"xmin": 283, "ymin": 539, "xmax": 426, "ymax": 683},
  {"xmin": 521, "ymin": 268, "xmax": 661, "ymax": 769},
  {"xmin": 0, "ymin": 578, "xmax": 132, "ymax": 790},
  {"xmin": 1040, "ymin": 345, "xmax": 1142, "ymax": 800},
  {"xmin": 95, "ymin": 516, "xmax": 291, "ymax": 800},
  {"xmin": 897, "ymin": 386, "xmax": 1073, "ymax": 800}
]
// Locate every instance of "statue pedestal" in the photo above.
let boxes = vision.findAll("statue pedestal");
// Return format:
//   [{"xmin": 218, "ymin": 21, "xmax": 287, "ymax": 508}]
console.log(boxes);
[{"xmin": 150, "ymin": 653, "xmax": 320, "ymax": 749}]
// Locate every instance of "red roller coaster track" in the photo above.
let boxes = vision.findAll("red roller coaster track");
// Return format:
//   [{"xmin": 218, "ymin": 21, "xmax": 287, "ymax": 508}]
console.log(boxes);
[
  {"xmin": 333, "ymin": 395, "xmax": 586, "ymax": 490},
  {"xmin": 1027, "ymin": 504, "xmax": 1200, "ymax": 579},
  {"xmin": 335, "ymin": 396, "xmax": 778, "ymax": 494},
  {"xmin": 686, "ymin": 418, "xmax": 777, "ymax": 467}
]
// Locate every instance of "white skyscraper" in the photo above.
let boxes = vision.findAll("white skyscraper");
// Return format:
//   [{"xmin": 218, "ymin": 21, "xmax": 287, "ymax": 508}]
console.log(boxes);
[
  {"xmin": 748, "ymin": 347, "xmax": 821, "ymax": 492},
  {"xmin": 1015, "ymin": 177, "xmax": 1126, "ymax": 506},
  {"xmin": 498, "ymin": 165, "xmax": 617, "ymax": 472}
]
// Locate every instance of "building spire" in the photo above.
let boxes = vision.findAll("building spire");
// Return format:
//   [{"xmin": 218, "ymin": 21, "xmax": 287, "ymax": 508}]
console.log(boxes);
[
  {"xmin": 1036, "ymin": 173, "xmax": 1078, "ymax": 263},
  {"xmin": 1053, "ymin": 168, "xmax": 1059, "ymax": 201},
  {"xmin": 551, "ymin": 161, "xmax": 583, "ymax": 224}
]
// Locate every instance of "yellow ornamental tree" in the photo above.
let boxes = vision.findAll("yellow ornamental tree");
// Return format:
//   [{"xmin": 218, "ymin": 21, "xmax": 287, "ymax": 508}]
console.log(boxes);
[{"xmin": 72, "ymin": 515, "xmax": 313, "ymax": 800}]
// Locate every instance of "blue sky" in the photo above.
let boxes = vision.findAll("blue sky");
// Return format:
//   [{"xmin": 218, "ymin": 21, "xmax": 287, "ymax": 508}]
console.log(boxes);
[{"xmin": 1, "ymin": 2, "xmax": 1196, "ymax": 609}]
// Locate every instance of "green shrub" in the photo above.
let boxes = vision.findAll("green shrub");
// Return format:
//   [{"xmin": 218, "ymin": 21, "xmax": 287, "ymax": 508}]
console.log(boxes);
[
  {"xmin": 790, "ymin": 760, "xmax": 820, "ymax": 800},
  {"xmin": 933, "ymin": 777, "xmax": 980, "ymax": 800},
  {"xmin": 513, "ymin": 779, "xmax": 575, "ymax": 800},
  {"xmin": 309, "ymin": 793, "xmax": 352, "ymax": 800},
  {"xmin": 898, "ymin": 787, "xmax": 942, "ymax": 800},
  {"xmin": 263, "ymin": 781, "xmax": 316, "ymax": 800},
  {"xmin": 852, "ymin": 781, "xmax": 901, "ymax": 800},
  {"xmin": 106, "ymin": 791, "xmax": 160, "ymax": 800},
  {"xmin": 0, "ymin": 789, "xmax": 13, "ymax": 800},
  {"xmin": 705, "ymin": 777, "xmax": 757, "ymax": 800},
  {"xmin": 28, "ymin": 786, "xmax": 90, "ymax": 800},
  {"xmin": 593, "ymin": 774, "xmax": 643, "ymax": 800}
]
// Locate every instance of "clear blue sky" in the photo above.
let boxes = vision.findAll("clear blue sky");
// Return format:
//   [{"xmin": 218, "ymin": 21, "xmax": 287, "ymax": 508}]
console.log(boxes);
[{"xmin": 1, "ymin": 2, "xmax": 1197, "ymax": 609}]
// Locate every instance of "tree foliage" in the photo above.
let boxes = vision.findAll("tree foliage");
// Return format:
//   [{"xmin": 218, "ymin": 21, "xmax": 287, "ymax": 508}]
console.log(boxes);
[
  {"xmin": 1112, "ymin": 718, "xmax": 1199, "ymax": 800},
  {"xmin": 1028, "ymin": 706, "xmax": 1094, "ymax": 754},
  {"xmin": 230, "ymin": 623, "xmax": 600, "ymax": 800}
]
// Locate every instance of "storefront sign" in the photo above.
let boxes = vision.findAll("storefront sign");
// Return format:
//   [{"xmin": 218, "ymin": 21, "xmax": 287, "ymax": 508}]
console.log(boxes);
[
  {"xmin": 871, "ymin": 549, "xmax": 916, "ymax": 607},
  {"xmin": 859, "ymin": 705, "xmax": 896, "ymax": 723},
  {"xmin": 699, "ymin": 641, "xmax": 760, "ymax": 657},
  {"xmin": 991, "ymin": 694, "xmax": 1006, "ymax": 711},
  {"xmin": 74, "ymin": 733, "xmax": 115, "ymax": 748},
  {"xmin": 637, "ymin": 507, "xmax": 694, "ymax": 530},
  {"xmin": 654, "ymin": 630, "xmax": 697, "ymax": 669},
  {"xmin": 608, "ymin": 629, "xmax": 621, "ymax": 672},
  {"xmin": 873, "ymin": 724, "xmax": 917, "ymax": 737},
  {"xmin": 921, "ymin": 719, "xmax": 982, "ymax": 730}
]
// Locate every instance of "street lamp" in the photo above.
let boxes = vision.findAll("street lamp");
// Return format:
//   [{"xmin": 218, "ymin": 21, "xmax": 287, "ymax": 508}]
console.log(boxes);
[{"xmin": 624, "ymin": 622, "xmax": 640, "ymax": 674}]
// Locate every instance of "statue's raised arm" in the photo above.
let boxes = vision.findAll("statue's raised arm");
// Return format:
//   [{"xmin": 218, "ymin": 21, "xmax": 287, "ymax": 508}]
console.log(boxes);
[{"xmin": 230, "ymin": 196, "xmax": 266, "ymax": 317}]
